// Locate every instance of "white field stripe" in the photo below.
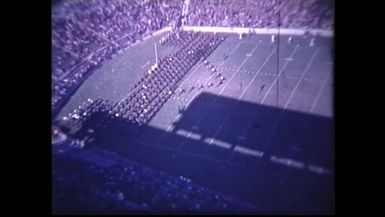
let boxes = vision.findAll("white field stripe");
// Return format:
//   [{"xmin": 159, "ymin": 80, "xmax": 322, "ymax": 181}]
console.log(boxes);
[
  {"xmin": 234, "ymin": 146, "xmax": 264, "ymax": 158},
  {"xmin": 189, "ymin": 132, "xmax": 201, "ymax": 141},
  {"xmin": 270, "ymin": 155, "xmax": 305, "ymax": 169},
  {"xmin": 176, "ymin": 129, "xmax": 190, "ymax": 137},
  {"xmin": 176, "ymin": 129, "xmax": 201, "ymax": 141},
  {"xmin": 308, "ymin": 164, "xmax": 331, "ymax": 175},
  {"xmin": 204, "ymin": 137, "xmax": 232, "ymax": 149}
]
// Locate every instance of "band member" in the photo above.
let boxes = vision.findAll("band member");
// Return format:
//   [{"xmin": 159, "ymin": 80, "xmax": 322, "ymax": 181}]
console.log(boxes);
[{"xmin": 260, "ymin": 84, "xmax": 265, "ymax": 93}]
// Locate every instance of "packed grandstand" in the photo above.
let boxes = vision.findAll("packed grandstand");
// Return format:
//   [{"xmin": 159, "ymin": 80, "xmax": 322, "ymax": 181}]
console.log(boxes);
[{"xmin": 52, "ymin": 0, "xmax": 334, "ymax": 214}]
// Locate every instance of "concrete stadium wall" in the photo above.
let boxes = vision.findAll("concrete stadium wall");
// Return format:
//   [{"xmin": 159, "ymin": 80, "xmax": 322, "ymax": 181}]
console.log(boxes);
[
  {"xmin": 150, "ymin": 27, "xmax": 173, "ymax": 38},
  {"xmin": 181, "ymin": 26, "xmax": 333, "ymax": 37},
  {"xmin": 125, "ymin": 26, "xmax": 172, "ymax": 50}
]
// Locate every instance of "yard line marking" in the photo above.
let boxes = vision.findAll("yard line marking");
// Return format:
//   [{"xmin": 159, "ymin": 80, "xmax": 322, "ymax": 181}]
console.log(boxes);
[
  {"xmin": 185, "ymin": 41, "xmax": 249, "ymax": 109},
  {"xmin": 225, "ymin": 44, "xmax": 300, "ymax": 164},
  {"xmin": 289, "ymin": 73, "xmax": 332, "ymax": 159},
  {"xmin": 141, "ymin": 60, "xmax": 151, "ymax": 69},
  {"xmin": 258, "ymin": 45, "xmax": 300, "ymax": 105},
  {"xmin": 254, "ymin": 48, "xmax": 319, "ymax": 169},
  {"xmin": 154, "ymin": 40, "xmax": 244, "ymax": 146},
  {"xmin": 203, "ymin": 47, "xmax": 276, "ymax": 155},
  {"xmin": 310, "ymin": 76, "xmax": 331, "ymax": 113},
  {"xmin": 179, "ymin": 41, "xmax": 261, "ymax": 149},
  {"xmin": 308, "ymin": 164, "xmax": 331, "ymax": 175}
]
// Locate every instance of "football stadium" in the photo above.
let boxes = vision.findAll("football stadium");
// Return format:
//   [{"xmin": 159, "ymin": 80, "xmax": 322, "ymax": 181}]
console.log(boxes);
[{"xmin": 52, "ymin": 0, "xmax": 334, "ymax": 214}]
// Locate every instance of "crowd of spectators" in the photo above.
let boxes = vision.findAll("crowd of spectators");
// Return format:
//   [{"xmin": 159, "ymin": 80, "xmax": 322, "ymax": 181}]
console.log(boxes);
[
  {"xmin": 52, "ymin": 0, "xmax": 183, "ymax": 117},
  {"xmin": 53, "ymin": 146, "xmax": 258, "ymax": 213},
  {"xmin": 185, "ymin": 0, "xmax": 334, "ymax": 29}
]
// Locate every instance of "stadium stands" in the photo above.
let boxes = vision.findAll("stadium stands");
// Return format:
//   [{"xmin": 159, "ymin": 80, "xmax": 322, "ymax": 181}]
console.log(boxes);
[
  {"xmin": 185, "ymin": 0, "xmax": 334, "ymax": 29},
  {"xmin": 53, "ymin": 146, "xmax": 258, "ymax": 214},
  {"xmin": 52, "ymin": 0, "xmax": 184, "ymax": 117}
]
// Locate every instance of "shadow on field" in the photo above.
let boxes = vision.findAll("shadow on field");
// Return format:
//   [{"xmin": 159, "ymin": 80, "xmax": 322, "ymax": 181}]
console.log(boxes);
[{"xmin": 74, "ymin": 92, "xmax": 335, "ymax": 214}]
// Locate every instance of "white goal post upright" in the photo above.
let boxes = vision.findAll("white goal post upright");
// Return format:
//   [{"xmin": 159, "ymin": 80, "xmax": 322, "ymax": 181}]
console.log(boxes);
[{"xmin": 154, "ymin": 42, "xmax": 158, "ymax": 65}]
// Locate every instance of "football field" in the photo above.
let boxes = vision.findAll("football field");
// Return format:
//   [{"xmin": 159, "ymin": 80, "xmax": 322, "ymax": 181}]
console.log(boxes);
[{"xmin": 56, "ymin": 31, "xmax": 334, "ymax": 213}]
